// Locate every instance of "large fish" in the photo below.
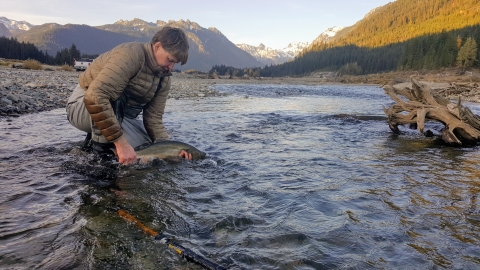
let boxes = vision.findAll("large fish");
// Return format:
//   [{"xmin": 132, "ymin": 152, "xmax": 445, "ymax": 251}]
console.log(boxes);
[{"xmin": 132, "ymin": 140, "xmax": 206, "ymax": 162}]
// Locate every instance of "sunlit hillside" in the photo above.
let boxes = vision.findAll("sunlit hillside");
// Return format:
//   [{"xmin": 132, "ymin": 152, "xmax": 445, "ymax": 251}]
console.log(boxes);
[{"xmin": 313, "ymin": 0, "xmax": 480, "ymax": 50}]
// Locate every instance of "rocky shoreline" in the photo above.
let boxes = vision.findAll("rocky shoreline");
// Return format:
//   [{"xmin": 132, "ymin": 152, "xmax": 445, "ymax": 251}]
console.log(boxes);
[
  {"xmin": 0, "ymin": 67, "xmax": 223, "ymax": 117},
  {"xmin": 1, "ymin": 66, "xmax": 479, "ymax": 118}
]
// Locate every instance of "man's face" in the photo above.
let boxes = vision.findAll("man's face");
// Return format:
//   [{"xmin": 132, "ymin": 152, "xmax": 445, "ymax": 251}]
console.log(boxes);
[{"xmin": 153, "ymin": 42, "xmax": 178, "ymax": 72}]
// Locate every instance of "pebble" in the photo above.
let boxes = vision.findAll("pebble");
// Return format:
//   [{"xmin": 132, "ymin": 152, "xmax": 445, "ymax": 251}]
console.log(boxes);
[{"xmin": 0, "ymin": 66, "xmax": 222, "ymax": 118}]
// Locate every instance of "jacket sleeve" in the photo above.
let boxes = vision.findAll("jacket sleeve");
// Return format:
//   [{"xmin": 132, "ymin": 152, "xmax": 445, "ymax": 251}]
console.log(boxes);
[
  {"xmin": 83, "ymin": 49, "xmax": 142, "ymax": 142},
  {"xmin": 143, "ymin": 76, "xmax": 171, "ymax": 141}
]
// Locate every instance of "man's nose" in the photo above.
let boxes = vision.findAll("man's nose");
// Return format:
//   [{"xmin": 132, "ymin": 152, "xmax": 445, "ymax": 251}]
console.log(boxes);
[{"xmin": 168, "ymin": 63, "xmax": 175, "ymax": 70}]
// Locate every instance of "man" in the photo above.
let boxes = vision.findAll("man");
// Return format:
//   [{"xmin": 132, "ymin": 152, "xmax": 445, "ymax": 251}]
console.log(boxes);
[{"xmin": 66, "ymin": 26, "xmax": 192, "ymax": 164}]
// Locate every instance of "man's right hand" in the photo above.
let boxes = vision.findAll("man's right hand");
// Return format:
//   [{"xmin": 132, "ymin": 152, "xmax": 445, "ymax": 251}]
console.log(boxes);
[{"xmin": 114, "ymin": 136, "xmax": 137, "ymax": 165}]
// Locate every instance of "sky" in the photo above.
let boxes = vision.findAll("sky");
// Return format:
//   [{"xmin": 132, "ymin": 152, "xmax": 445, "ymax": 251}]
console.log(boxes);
[{"xmin": 1, "ymin": 0, "xmax": 394, "ymax": 49}]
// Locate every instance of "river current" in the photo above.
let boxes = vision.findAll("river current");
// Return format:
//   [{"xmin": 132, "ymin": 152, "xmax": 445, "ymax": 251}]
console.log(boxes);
[{"xmin": 1, "ymin": 83, "xmax": 480, "ymax": 269}]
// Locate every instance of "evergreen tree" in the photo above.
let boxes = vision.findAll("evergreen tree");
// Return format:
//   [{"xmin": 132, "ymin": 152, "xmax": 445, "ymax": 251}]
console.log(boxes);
[
  {"xmin": 69, "ymin": 44, "xmax": 81, "ymax": 63},
  {"xmin": 457, "ymin": 37, "xmax": 478, "ymax": 69}
]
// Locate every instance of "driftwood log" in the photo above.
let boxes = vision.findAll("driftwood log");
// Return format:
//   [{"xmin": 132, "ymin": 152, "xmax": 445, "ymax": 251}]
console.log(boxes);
[
  {"xmin": 383, "ymin": 77, "xmax": 480, "ymax": 145},
  {"xmin": 436, "ymin": 82, "xmax": 479, "ymax": 98}
]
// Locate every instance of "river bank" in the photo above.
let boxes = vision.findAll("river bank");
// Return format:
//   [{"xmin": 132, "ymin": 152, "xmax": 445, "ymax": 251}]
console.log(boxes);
[
  {"xmin": 0, "ymin": 67, "xmax": 222, "ymax": 117},
  {"xmin": 1, "ymin": 66, "xmax": 479, "ymax": 117}
]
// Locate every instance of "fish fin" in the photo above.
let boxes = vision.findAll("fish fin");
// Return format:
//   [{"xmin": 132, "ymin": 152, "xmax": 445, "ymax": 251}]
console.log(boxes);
[
  {"xmin": 134, "ymin": 142, "xmax": 154, "ymax": 151},
  {"xmin": 138, "ymin": 157, "xmax": 150, "ymax": 165}
]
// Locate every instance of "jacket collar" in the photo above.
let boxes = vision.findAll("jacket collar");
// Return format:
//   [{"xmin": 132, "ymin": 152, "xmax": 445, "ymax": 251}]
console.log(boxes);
[{"xmin": 144, "ymin": 42, "xmax": 172, "ymax": 77}]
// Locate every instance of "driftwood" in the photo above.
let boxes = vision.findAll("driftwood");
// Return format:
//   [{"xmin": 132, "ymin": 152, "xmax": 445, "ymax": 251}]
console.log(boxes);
[
  {"xmin": 383, "ymin": 77, "xmax": 480, "ymax": 145},
  {"xmin": 436, "ymin": 82, "xmax": 479, "ymax": 98}
]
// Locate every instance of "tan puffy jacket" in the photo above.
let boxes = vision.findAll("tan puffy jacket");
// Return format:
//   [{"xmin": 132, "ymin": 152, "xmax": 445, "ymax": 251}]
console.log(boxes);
[{"xmin": 79, "ymin": 42, "xmax": 171, "ymax": 142}]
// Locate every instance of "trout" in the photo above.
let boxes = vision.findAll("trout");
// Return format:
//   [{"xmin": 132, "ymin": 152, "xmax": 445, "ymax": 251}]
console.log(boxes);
[{"xmin": 133, "ymin": 140, "xmax": 206, "ymax": 161}]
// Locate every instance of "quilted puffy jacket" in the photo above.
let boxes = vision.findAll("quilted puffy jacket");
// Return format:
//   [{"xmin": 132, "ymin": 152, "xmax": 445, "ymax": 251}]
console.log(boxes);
[{"xmin": 79, "ymin": 42, "xmax": 171, "ymax": 142}]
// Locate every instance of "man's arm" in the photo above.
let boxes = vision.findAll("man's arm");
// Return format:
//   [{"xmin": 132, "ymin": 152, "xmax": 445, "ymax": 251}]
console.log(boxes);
[{"xmin": 83, "ymin": 48, "xmax": 142, "ymax": 142}]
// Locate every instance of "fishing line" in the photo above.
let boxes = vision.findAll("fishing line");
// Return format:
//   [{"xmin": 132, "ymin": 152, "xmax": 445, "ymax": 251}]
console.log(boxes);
[{"xmin": 117, "ymin": 209, "xmax": 227, "ymax": 270}]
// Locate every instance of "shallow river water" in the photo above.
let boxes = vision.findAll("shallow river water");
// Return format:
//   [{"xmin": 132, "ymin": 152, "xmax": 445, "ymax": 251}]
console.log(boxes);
[{"xmin": 1, "ymin": 84, "xmax": 480, "ymax": 269}]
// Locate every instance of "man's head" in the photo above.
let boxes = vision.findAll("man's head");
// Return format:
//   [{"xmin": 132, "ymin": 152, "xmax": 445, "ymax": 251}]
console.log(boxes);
[{"xmin": 151, "ymin": 27, "xmax": 189, "ymax": 71}]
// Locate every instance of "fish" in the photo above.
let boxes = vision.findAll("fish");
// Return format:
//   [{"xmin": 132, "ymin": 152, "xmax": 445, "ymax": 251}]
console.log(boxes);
[{"xmin": 132, "ymin": 140, "xmax": 206, "ymax": 161}]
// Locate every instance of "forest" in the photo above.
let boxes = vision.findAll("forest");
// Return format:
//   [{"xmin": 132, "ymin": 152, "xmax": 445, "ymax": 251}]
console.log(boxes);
[
  {"xmin": 213, "ymin": 0, "xmax": 480, "ymax": 77},
  {"xmin": 210, "ymin": 24, "xmax": 480, "ymax": 78},
  {"xmin": 1, "ymin": 0, "xmax": 479, "ymax": 78},
  {"xmin": 0, "ymin": 37, "xmax": 97, "ymax": 66},
  {"xmin": 2, "ymin": 25, "xmax": 479, "ymax": 78}
]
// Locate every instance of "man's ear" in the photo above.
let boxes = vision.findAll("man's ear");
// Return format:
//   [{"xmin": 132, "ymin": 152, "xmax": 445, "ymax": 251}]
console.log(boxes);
[{"xmin": 154, "ymin": 42, "xmax": 162, "ymax": 50}]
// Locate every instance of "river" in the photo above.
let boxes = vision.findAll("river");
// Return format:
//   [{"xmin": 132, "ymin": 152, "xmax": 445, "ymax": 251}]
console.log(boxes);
[{"xmin": 1, "ymin": 83, "xmax": 480, "ymax": 269}]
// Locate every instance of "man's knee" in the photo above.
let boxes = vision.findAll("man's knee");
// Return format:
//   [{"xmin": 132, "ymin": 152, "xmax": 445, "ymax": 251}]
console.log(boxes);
[{"xmin": 66, "ymin": 84, "xmax": 92, "ymax": 133}]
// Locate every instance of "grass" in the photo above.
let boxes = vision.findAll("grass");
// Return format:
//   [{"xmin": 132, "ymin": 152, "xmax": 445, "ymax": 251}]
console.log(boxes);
[
  {"xmin": 59, "ymin": 65, "xmax": 73, "ymax": 71},
  {"xmin": 22, "ymin": 59, "xmax": 43, "ymax": 70}
]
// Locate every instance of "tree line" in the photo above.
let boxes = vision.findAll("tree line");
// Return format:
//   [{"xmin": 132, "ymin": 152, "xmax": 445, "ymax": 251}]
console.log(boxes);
[
  {"xmin": 0, "ymin": 36, "xmax": 98, "ymax": 66},
  {"xmin": 211, "ymin": 24, "xmax": 480, "ymax": 78},
  {"xmin": 321, "ymin": 0, "xmax": 480, "ymax": 48},
  {"xmin": 2, "ymin": 23, "xmax": 479, "ymax": 78}
]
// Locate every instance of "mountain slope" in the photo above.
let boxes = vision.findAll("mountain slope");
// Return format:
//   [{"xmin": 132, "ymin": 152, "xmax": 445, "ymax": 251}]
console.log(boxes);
[
  {"xmin": 99, "ymin": 19, "xmax": 264, "ymax": 70},
  {"xmin": 0, "ymin": 23, "xmax": 11, "ymax": 37},
  {"xmin": 312, "ymin": 26, "xmax": 345, "ymax": 44},
  {"xmin": 330, "ymin": 0, "xmax": 480, "ymax": 48},
  {"xmin": 13, "ymin": 18, "xmax": 262, "ymax": 71},
  {"xmin": 0, "ymin": 16, "xmax": 33, "ymax": 36},
  {"xmin": 236, "ymin": 43, "xmax": 292, "ymax": 65},
  {"xmin": 236, "ymin": 42, "xmax": 310, "ymax": 65},
  {"xmin": 14, "ymin": 23, "xmax": 143, "ymax": 56}
]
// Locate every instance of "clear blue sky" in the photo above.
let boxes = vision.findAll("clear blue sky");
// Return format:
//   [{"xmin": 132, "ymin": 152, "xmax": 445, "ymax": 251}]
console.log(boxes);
[{"xmin": 1, "ymin": 0, "xmax": 393, "ymax": 49}]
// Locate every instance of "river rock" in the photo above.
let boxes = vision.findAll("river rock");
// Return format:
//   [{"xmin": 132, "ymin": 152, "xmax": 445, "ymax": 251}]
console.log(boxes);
[
  {"xmin": 6, "ymin": 93, "xmax": 19, "ymax": 103},
  {"xmin": 1, "ymin": 97, "xmax": 12, "ymax": 105},
  {"xmin": 0, "ymin": 66, "xmax": 222, "ymax": 118}
]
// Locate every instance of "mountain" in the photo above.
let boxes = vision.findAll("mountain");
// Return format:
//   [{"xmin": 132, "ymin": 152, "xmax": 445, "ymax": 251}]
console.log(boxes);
[
  {"xmin": 263, "ymin": 0, "xmax": 480, "ymax": 78},
  {"xmin": 301, "ymin": 26, "xmax": 347, "ymax": 55},
  {"xmin": 236, "ymin": 43, "xmax": 290, "ymax": 66},
  {"xmin": 14, "ymin": 23, "xmax": 144, "ymax": 57},
  {"xmin": 326, "ymin": 0, "xmax": 480, "ymax": 48},
  {"xmin": 236, "ymin": 42, "xmax": 310, "ymax": 66},
  {"xmin": 282, "ymin": 42, "xmax": 310, "ymax": 57},
  {"xmin": 8, "ymin": 18, "xmax": 263, "ymax": 72},
  {"xmin": 311, "ymin": 26, "xmax": 345, "ymax": 44},
  {"xmin": 0, "ymin": 16, "xmax": 33, "ymax": 36},
  {"xmin": 0, "ymin": 23, "xmax": 11, "ymax": 37}
]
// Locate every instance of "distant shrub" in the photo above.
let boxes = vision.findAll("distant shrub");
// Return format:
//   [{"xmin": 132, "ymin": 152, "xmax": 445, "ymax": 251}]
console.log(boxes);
[
  {"xmin": 184, "ymin": 69, "xmax": 199, "ymax": 74},
  {"xmin": 23, "ymin": 59, "xmax": 43, "ymax": 70},
  {"xmin": 184, "ymin": 69, "xmax": 206, "ymax": 75},
  {"xmin": 59, "ymin": 65, "xmax": 73, "ymax": 71}
]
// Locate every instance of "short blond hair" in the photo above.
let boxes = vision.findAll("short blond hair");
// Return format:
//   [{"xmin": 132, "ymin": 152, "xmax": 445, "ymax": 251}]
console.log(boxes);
[{"xmin": 151, "ymin": 27, "xmax": 189, "ymax": 65}]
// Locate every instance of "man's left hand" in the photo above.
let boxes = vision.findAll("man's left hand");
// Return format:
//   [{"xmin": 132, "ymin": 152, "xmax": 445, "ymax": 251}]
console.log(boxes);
[{"xmin": 179, "ymin": 150, "xmax": 192, "ymax": 160}]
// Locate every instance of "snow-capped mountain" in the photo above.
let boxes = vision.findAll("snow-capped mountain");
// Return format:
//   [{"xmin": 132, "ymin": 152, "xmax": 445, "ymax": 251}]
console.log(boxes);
[
  {"xmin": 236, "ymin": 42, "xmax": 309, "ymax": 66},
  {"xmin": 114, "ymin": 18, "xmax": 157, "ymax": 28},
  {"xmin": 0, "ymin": 16, "xmax": 34, "ymax": 31},
  {"xmin": 312, "ymin": 26, "xmax": 344, "ymax": 44},
  {"xmin": 0, "ymin": 16, "xmax": 34, "ymax": 37},
  {"xmin": 282, "ymin": 42, "xmax": 310, "ymax": 57}
]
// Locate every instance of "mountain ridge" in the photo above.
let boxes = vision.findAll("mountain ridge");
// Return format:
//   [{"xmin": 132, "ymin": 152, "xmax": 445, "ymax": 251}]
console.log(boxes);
[
  {"xmin": 0, "ymin": 16, "xmax": 316, "ymax": 68},
  {"xmin": 2, "ymin": 17, "xmax": 264, "ymax": 72},
  {"xmin": 235, "ymin": 42, "xmax": 310, "ymax": 66}
]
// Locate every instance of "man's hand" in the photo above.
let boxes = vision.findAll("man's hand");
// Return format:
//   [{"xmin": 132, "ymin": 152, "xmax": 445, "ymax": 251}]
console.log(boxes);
[
  {"xmin": 179, "ymin": 150, "xmax": 192, "ymax": 160},
  {"xmin": 114, "ymin": 136, "xmax": 137, "ymax": 165}
]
